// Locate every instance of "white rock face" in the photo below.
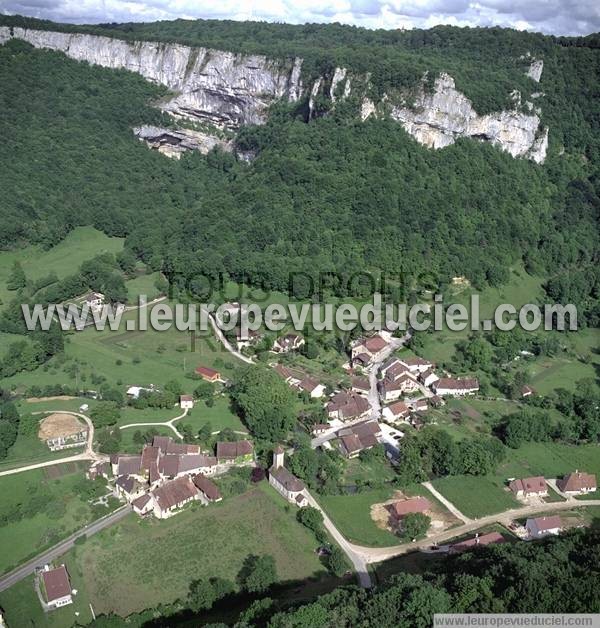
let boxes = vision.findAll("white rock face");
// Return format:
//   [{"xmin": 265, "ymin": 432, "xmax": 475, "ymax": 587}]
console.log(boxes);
[
  {"xmin": 133, "ymin": 125, "xmax": 232, "ymax": 158},
  {"xmin": 1, "ymin": 26, "xmax": 303, "ymax": 129},
  {"xmin": 389, "ymin": 73, "xmax": 547, "ymax": 162},
  {"xmin": 330, "ymin": 67, "xmax": 347, "ymax": 102},
  {"xmin": 527, "ymin": 59, "xmax": 544, "ymax": 82}
]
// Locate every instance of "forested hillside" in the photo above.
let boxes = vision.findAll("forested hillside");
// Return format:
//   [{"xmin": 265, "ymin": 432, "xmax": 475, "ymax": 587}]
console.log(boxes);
[{"xmin": 0, "ymin": 17, "xmax": 599, "ymax": 315}]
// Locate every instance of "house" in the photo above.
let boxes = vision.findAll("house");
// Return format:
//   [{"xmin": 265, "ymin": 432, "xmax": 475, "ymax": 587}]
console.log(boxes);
[
  {"xmin": 383, "ymin": 400, "xmax": 411, "ymax": 423},
  {"xmin": 430, "ymin": 395, "xmax": 445, "ymax": 408},
  {"xmin": 509, "ymin": 476, "xmax": 548, "ymax": 498},
  {"xmin": 380, "ymin": 373, "xmax": 419, "ymax": 402},
  {"xmin": 326, "ymin": 391, "xmax": 371, "ymax": 421},
  {"xmin": 38, "ymin": 413, "xmax": 88, "ymax": 452},
  {"xmin": 449, "ymin": 532, "xmax": 505, "ymax": 554},
  {"xmin": 216, "ymin": 440, "xmax": 254, "ymax": 464},
  {"xmin": 351, "ymin": 335, "xmax": 388, "ymax": 362},
  {"xmin": 159, "ymin": 453, "xmax": 218, "ymax": 478},
  {"xmin": 337, "ymin": 420, "xmax": 382, "ymax": 458},
  {"xmin": 380, "ymin": 357, "xmax": 403, "ymax": 378},
  {"xmin": 126, "ymin": 385, "xmax": 155, "ymax": 399},
  {"xmin": 132, "ymin": 493, "xmax": 154, "ymax": 516},
  {"xmin": 152, "ymin": 435, "xmax": 200, "ymax": 455},
  {"xmin": 234, "ymin": 327, "xmax": 262, "ymax": 351},
  {"xmin": 411, "ymin": 398, "xmax": 429, "ymax": 413},
  {"xmin": 298, "ymin": 376, "xmax": 326, "ymax": 399},
  {"xmin": 84, "ymin": 291, "xmax": 104, "ymax": 311},
  {"xmin": 419, "ymin": 369, "xmax": 440, "ymax": 388},
  {"xmin": 352, "ymin": 352, "xmax": 372, "ymax": 367},
  {"xmin": 557, "ymin": 471, "xmax": 597, "ymax": 495},
  {"xmin": 86, "ymin": 461, "xmax": 111, "ymax": 481},
  {"xmin": 311, "ymin": 424, "xmax": 330, "ymax": 436},
  {"xmin": 398, "ymin": 356, "xmax": 434, "ymax": 374},
  {"xmin": 521, "ymin": 385, "xmax": 535, "ymax": 398},
  {"xmin": 268, "ymin": 447, "xmax": 308, "ymax": 507},
  {"xmin": 112, "ymin": 455, "xmax": 143, "ymax": 478},
  {"xmin": 350, "ymin": 376, "xmax": 370, "ymax": 395},
  {"xmin": 526, "ymin": 515, "xmax": 562, "ymax": 539},
  {"xmin": 152, "ymin": 475, "xmax": 200, "ymax": 518},
  {"xmin": 388, "ymin": 496, "xmax": 431, "ymax": 519},
  {"xmin": 41, "ymin": 565, "xmax": 72, "ymax": 609},
  {"xmin": 433, "ymin": 378, "xmax": 479, "ymax": 396},
  {"xmin": 193, "ymin": 474, "xmax": 223, "ymax": 502},
  {"xmin": 179, "ymin": 394, "xmax": 194, "ymax": 409},
  {"xmin": 114, "ymin": 475, "xmax": 145, "ymax": 502},
  {"xmin": 272, "ymin": 333, "xmax": 305, "ymax": 353},
  {"xmin": 195, "ymin": 366, "xmax": 221, "ymax": 382}
]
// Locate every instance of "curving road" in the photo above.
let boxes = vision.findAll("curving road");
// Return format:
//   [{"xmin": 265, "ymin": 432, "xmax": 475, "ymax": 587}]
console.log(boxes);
[
  {"xmin": 119, "ymin": 408, "xmax": 189, "ymax": 438},
  {"xmin": 0, "ymin": 410, "xmax": 104, "ymax": 478}
]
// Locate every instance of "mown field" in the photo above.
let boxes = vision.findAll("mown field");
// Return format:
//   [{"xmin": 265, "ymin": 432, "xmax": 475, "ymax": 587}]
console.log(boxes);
[
  {"xmin": 432, "ymin": 441, "xmax": 600, "ymax": 519},
  {"xmin": 0, "ymin": 463, "xmax": 113, "ymax": 575},
  {"xmin": 65, "ymin": 483, "xmax": 325, "ymax": 617}
]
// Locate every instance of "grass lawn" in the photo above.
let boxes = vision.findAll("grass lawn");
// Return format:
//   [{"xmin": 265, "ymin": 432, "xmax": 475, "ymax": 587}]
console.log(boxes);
[
  {"xmin": 0, "ymin": 226, "xmax": 124, "ymax": 307},
  {"xmin": 2, "ymin": 304, "xmax": 241, "ymax": 395},
  {"xmin": 342, "ymin": 456, "xmax": 397, "ymax": 485},
  {"xmin": 125, "ymin": 271, "xmax": 162, "ymax": 304},
  {"xmin": 497, "ymin": 441, "xmax": 600, "ymax": 479},
  {"xmin": 431, "ymin": 475, "xmax": 519, "ymax": 519},
  {"xmin": 67, "ymin": 482, "xmax": 325, "ymax": 617},
  {"xmin": 317, "ymin": 487, "xmax": 401, "ymax": 547},
  {"xmin": 0, "ymin": 464, "xmax": 112, "ymax": 575},
  {"xmin": 178, "ymin": 396, "xmax": 247, "ymax": 434},
  {"xmin": 0, "ymin": 560, "xmax": 93, "ymax": 628}
]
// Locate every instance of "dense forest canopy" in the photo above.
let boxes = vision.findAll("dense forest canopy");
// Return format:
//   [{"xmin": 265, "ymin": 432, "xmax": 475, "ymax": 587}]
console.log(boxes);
[{"xmin": 0, "ymin": 16, "xmax": 598, "ymax": 306}]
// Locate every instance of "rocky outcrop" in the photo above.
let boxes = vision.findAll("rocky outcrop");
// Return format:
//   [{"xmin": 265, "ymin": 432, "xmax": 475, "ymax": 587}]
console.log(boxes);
[
  {"xmin": 133, "ymin": 126, "xmax": 232, "ymax": 158},
  {"xmin": 386, "ymin": 73, "xmax": 547, "ymax": 162},
  {"xmin": 0, "ymin": 26, "xmax": 303, "ymax": 130},
  {"xmin": 0, "ymin": 27, "xmax": 548, "ymax": 163},
  {"xmin": 526, "ymin": 59, "xmax": 543, "ymax": 82}
]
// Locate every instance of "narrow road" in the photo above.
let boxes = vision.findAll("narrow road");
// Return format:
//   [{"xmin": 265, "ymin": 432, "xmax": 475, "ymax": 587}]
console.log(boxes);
[
  {"xmin": 304, "ymin": 490, "xmax": 372, "ymax": 588},
  {"xmin": 205, "ymin": 307, "xmax": 254, "ymax": 365},
  {"xmin": 119, "ymin": 408, "xmax": 189, "ymax": 439},
  {"xmin": 352, "ymin": 498, "xmax": 600, "ymax": 564},
  {"xmin": 0, "ymin": 411, "xmax": 103, "ymax": 478},
  {"xmin": 123, "ymin": 295, "xmax": 167, "ymax": 312},
  {"xmin": 422, "ymin": 481, "xmax": 473, "ymax": 524},
  {"xmin": 0, "ymin": 505, "xmax": 131, "ymax": 592},
  {"xmin": 367, "ymin": 333, "xmax": 411, "ymax": 420}
]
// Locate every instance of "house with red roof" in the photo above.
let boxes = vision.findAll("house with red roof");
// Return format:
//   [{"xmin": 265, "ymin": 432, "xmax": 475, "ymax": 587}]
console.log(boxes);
[
  {"xmin": 41, "ymin": 565, "xmax": 73, "ymax": 609},
  {"xmin": 557, "ymin": 471, "xmax": 597, "ymax": 495},
  {"xmin": 388, "ymin": 496, "xmax": 431, "ymax": 519},
  {"xmin": 509, "ymin": 476, "xmax": 548, "ymax": 498},
  {"xmin": 449, "ymin": 531, "xmax": 505, "ymax": 554},
  {"xmin": 526, "ymin": 515, "xmax": 562, "ymax": 539},
  {"xmin": 195, "ymin": 366, "xmax": 221, "ymax": 382}
]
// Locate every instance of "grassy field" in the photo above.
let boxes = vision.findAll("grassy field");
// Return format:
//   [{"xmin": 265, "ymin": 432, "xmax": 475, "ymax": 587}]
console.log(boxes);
[
  {"xmin": 62, "ymin": 482, "xmax": 325, "ymax": 617},
  {"xmin": 317, "ymin": 487, "xmax": 404, "ymax": 547},
  {"xmin": 431, "ymin": 475, "xmax": 520, "ymax": 519},
  {"xmin": 0, "ymin": 227, "xmax": 124, "ymax": 307},
  {"xmin": 431, "ymin": 441, "xmax": 600, "ymax": 519},
  {"xmin": 0, "ymin": 556, "xmax": 94, "ymax": 628},
  {"xmin": 0, "ymin": 463, "xmax": 111, "ymax": 575}
]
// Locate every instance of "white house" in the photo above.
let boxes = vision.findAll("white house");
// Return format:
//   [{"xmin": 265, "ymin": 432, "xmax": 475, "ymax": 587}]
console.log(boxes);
[
  {"xmin": 272, "ymin": 333, "xmax": 305, "ymax": 353},
  {"xmin": 398, "ymin": 356, "xmax": 434, "ymax": 374},
  {"xmin": 351, "ymin": 335, "xmax": 388, "ymax": 362},
  {"xmin": 41, "ymin": 565, "xmax": 73, "ymax": 609},
  {"xmin": 526, "ymin": 515, "xmax": 562, "ymax": 539},
  {"xmin": 84, "ymin": 291, "xmax": 104, "ymax": 311},
  {"xmin": 179, "ymin": 394, "xmax": 194, "ymax": 409},
  {"xmin": 380, "ymin": 373, "xmax": 420, "ymax": 402},
  {"xmin": 383, "ymin": 400, "xmax": 411, "ymax": 423},
  {"xmin": 126, "ymin": 385, "xmax": 155, "ymax": 399},
  {"xmin": 419, "ymin": 369, "xmax": 440, "ymax": 388},
  {"xmin": 269, "ymin": 447, "xmax": 308, "ymax": 507},
  {"xmin": 433, "ymin": 378, "xmax": 479, "ymax": 396}
]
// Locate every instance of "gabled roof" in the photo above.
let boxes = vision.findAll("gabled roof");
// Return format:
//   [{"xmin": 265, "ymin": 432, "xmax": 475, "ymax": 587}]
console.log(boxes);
[
  {"xmin": 115, "ymin": 474, "xmax": 138, "ymax": 494},
  {"xmin": 509, "ymin": 476, "xmax": 546, "ymax": 494},
  {"xmin": 152, "ymin": 476, "xmax": 198, "ymax": 511},
  {"xmin": 388, "ymin": 496, "xmax": 431, "ymax": 517},
  {"xmin": 141, "ymin": 446, "xmax": 160, "ymax": 471},
  {"xmin": 42, "ymin": 565, "xmax": 71, "ymax": 603},
  {"xmin": 193, "ymin": 474, "xmax": 222, "ymax": 501},
  {"xmin": 132, "ymin": 493, "xmax": 152, "ymax": 510},
  {"xmin": 269, "ymin": 465, "xmax": 305, "ymax": 492},
  {"xmin": 386, "ymin": 400, "xmax": 410, "ymax": 417},
  {"xmin": 434, "ymin": 377, "xmax": 479, "ymax": 391},
  {"xmin": 558, "ymin": 471, "xmax": 597, "ymax": 492},
  {"xmin": 216, "ymin": 440, "xmax": 253, "ymax": 460},
  {"xmin": 527, "ymin": 515, "xmax": 562, "ymax": 532},
  {"xmin": 195, "ymin": 365, "xmax": 220, "ymax": 378},
  {"xmin": 451, "ymin": 532, "xmax": 505, "ymax": 552},
  {"xmin": 116, "ymin": 456, "xmax": 142, "ymax": 477}
]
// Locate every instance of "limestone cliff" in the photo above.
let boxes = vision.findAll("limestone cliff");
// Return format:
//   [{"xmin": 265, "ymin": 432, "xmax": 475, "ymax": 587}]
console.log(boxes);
[
  {"xmin": 0, "ymin": 26, "xmax": 548, "ymax": 163},
  {"xmin": 0, "ymin": 26, "xmax": 303, "ymax": 130}
]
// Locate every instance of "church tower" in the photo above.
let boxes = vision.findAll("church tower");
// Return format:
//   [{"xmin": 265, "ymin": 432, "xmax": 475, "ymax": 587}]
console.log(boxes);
[{"xmin": 273, "ymin": 445, "xmax": 285, "ymax": 469}]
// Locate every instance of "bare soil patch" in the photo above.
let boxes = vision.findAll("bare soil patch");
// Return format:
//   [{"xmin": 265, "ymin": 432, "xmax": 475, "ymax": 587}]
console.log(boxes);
[
  {"xmin": 38, "ymin": 413, "xmax": 85, "ymax": 440},
  {"xmin": 26, "ymin": 395, "xmax": 76, "ymax": 403}
]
